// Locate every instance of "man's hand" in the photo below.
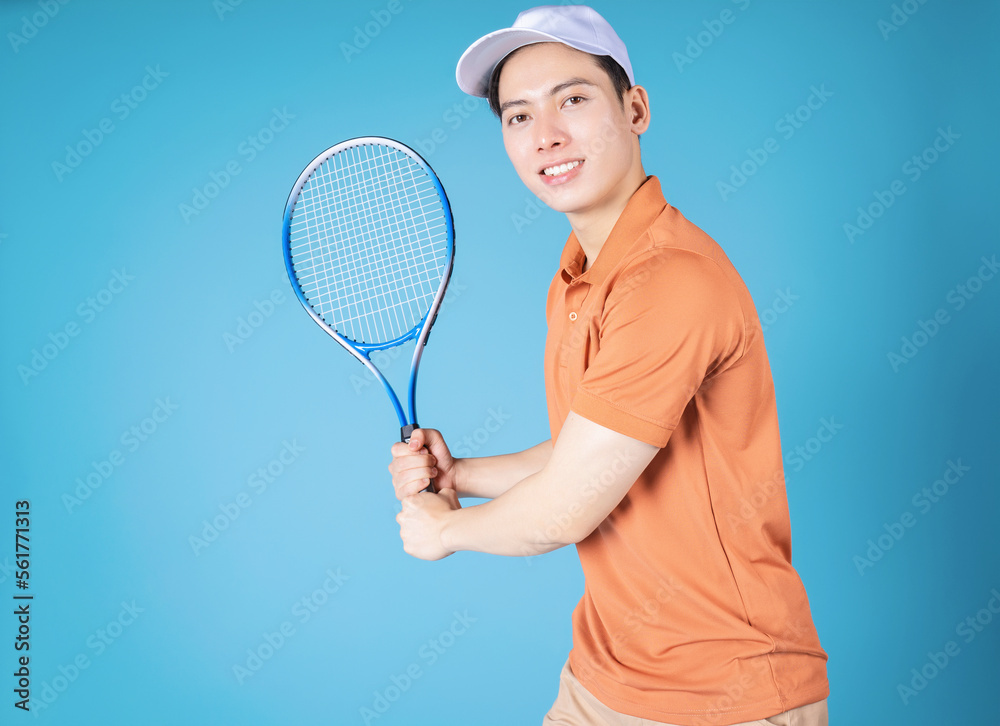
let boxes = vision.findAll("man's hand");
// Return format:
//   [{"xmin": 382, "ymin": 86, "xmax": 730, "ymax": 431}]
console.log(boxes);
[
  {"xmin": 389, "ymin": 427, "xmax": 463, "ymax": 560},
  {"xmin": 396, "ymin": 488, "xmax": 461, "ymax": 560},
  {"xmin": 388, "ymin": 428, "xmax": 459, "ymax": 500}
]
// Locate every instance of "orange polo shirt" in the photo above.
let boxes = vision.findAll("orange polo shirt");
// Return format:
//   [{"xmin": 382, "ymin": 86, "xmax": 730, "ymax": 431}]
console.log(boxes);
[{"xmin": 544, "ymin": 176, "xmax": 829, "ymax": 725}]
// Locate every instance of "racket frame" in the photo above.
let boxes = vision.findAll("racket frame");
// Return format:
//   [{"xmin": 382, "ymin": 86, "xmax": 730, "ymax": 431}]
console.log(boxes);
[{"xmin": 281, "ymin": 136, "xmax": 455, "ymax": 440}]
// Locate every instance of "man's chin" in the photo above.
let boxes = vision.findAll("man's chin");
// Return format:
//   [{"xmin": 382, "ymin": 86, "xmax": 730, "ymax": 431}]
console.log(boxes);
[{"xmin": 532, "ymin": 185, "xmax": 589, "ymax": 215}]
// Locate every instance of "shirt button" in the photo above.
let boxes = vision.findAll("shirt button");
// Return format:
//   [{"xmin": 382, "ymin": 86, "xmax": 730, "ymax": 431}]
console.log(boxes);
[{"xmin": 569, "ymin": 311, "xmax": 578, "ymax": 321}]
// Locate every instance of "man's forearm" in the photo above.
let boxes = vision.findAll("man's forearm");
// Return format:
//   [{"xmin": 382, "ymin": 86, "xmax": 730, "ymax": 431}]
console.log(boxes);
[
  {"xmin": 439, "ymin": 414, "xmax": 660, "ymax": 558},
  {"xmin": 454, "ymin": 439, "xmax": 552, "ymax": 500},
  {"xmin": 441, "ymin": 468, "xmax": 573, "ymax": 557}
]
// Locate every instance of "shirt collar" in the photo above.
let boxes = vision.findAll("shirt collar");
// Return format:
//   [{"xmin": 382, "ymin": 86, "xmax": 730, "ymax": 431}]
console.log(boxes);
[{"xmin": 558, "ymin": 176, "xmax": 668, "ymax": 286}]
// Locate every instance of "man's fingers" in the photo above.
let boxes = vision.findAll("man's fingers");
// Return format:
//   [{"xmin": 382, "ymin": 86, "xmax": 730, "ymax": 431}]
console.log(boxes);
[
  {"xmin": 400, "ymin": 476, "xmax": 434, "ymax": 498},
  {"xmin": 392, "ymin": 442, "xmax": 433, "ymax": 459},
  {"xmin": 410, "ymin": 427, "xmax": 445, "ymax": 453},
  {"xmin": 389, "ymin": 446, "xmax": 434, "ymax": 470},
  {"xmin": 390, "ymin": 454, "xmax": 436, "ymax": 476},
  {"xmin": 390, "ymin": 429, "xmax": 444, "ymax": 501},
  {"xmin": 391, "ymin": 441, "xmax": 425, "ymax": 458},
  {"xmin": 391, "ymin": 464, "xmax": 436, "ymax": 496},
  {"xmin": 408, "ymin": 428, "xmax": 425, "ymax": 450}
]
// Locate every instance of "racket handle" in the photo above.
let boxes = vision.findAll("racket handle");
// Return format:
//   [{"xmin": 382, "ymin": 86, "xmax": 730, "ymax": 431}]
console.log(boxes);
[{"xmin": 401, "ymin": 424, "xmax": 437, "ymax": 494}]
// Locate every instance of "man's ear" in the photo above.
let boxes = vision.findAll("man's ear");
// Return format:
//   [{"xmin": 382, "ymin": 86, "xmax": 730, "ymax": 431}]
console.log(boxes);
[{"xmin": 626, "ymin": 85, "xmax": 651, "ymax": 135}]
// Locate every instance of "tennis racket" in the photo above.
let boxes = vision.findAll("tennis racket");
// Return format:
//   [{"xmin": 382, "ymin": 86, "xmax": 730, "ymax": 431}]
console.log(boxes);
[{"xmin": 282, "ymin": 136, "xmax": 455, "ymax": 494}]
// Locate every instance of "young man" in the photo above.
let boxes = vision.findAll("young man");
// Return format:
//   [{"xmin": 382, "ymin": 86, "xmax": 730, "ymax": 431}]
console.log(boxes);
[{"xmin": 388, "ymin": 6, "xmax": 829, "ymax": 725}]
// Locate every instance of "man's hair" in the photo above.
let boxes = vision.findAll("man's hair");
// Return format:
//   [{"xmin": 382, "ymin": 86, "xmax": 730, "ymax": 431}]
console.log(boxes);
[{"xmin": 486, "ymin": 48, "xmax": 632, "ymax": 118}]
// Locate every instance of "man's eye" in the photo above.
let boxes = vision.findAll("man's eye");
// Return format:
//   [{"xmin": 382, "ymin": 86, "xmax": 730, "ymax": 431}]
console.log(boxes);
[
  {"xmin": 508, "ymin": 114, "xmax": 528, "ymax": 125},
  {"xmin": 565, "ymin": 96, "xmax": 586, "ymax": 106}
]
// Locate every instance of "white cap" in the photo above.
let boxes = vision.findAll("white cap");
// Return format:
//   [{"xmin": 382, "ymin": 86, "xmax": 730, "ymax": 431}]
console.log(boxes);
[{"xmin": 456, "ymin": 5, "xmax": 634, "ymax": 98}]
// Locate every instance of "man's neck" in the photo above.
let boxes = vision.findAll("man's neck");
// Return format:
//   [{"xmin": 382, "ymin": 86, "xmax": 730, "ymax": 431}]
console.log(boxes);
[{"xmin": 569, "ymin": 166, "xmax": 648, "ymax": 273}]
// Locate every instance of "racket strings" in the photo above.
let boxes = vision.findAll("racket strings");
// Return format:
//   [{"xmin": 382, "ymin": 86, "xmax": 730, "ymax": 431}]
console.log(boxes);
[
  {"xmin": 288, "ymin": 143, "xmax": 449, "ymax": 345},
  {"xmin": 294, "ymin": 148, "xmax": 440, "ymax": 340}
]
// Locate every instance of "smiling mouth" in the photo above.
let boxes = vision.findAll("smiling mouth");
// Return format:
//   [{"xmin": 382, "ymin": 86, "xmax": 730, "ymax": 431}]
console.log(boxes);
[{"xmin": 541, "ymin": 160, "xmax": 583, "ymax": 177}]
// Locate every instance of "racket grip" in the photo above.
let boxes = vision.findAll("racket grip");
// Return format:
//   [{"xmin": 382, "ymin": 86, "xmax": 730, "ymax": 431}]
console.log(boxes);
[{"xmin": 401, "ymin": 424, "xmax": 437, "ymax": 494}]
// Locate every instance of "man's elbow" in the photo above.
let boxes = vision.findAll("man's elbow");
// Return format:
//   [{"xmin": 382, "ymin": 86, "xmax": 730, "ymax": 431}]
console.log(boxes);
[
  {"xmin": 535, "ymin": 515, "xmax": 601, "ymax": 549},
  {"xmin": 564, "ymin": 521, "xmax": 601, "ymax": 545}
]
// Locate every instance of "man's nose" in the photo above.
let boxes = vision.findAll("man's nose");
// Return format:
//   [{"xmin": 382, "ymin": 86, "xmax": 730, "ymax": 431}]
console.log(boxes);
[{"xmin": 534, "ymin": 111, "xmax": 568, "ymax": 151}]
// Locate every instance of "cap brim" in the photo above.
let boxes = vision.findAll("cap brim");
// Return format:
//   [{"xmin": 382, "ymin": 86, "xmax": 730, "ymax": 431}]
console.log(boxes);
[{"xmin": 456, "ymin": 27, "xmax": 610, "ymax": 98}]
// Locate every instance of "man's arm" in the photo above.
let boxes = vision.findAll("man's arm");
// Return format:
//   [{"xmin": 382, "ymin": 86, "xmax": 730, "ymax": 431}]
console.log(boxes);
[
  {"xmin": 456, "ymin": 439, "xmax": 553, "ymax": 500},
  {"xmin": 396, "ymin": 412, "xmax": 657, "ymax": 559}
]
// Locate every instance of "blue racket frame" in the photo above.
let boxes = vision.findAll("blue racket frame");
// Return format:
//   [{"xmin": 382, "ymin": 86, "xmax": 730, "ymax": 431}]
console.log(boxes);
[{"xmin": 281, "ymin": 136, "xmax": 455, "ymax": 440}]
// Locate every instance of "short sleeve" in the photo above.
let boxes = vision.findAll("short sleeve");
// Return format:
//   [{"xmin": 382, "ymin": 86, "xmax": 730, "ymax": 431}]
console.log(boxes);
[{"xmin": 571, "ymin": 250, "xmax": 746, "ymax": 447}]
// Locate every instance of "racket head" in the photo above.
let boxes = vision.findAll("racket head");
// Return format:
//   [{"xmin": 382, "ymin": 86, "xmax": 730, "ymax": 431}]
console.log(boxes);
[
  {"xmin": 282, "ymin": 136, "xmax": 454, "ymax": 355},
  {"xmin": 282, "ymin": 136, "xmax": 455, "ymax": 427}
]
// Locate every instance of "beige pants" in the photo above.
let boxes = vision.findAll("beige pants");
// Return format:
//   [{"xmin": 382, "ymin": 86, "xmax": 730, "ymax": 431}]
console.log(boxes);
[{"xmin": 542, "ymin": 659, "xmax": 829, "ymax": 726}]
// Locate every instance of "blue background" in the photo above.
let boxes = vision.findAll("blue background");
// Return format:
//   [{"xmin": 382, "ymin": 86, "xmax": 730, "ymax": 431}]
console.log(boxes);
[{"xmin": 1, "ymin": 1, "xmax": 997, "ymax": 724}]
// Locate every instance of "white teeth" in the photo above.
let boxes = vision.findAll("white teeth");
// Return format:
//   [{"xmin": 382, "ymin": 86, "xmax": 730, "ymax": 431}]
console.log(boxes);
[{"xmin": 543, "ymin": 160, "xmax": 581, "ymax": 176}]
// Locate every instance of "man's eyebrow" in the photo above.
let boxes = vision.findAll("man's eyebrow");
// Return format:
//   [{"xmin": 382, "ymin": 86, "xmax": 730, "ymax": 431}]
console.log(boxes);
[{"xmin": 498, "ymin": 77, "xmax": 599, "ymax": 115}]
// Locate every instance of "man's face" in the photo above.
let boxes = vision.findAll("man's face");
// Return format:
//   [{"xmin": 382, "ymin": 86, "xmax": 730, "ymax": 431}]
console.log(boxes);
[{"xmin": 497, "ymin": 42, "xmax": 639, "ymax": 217}]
